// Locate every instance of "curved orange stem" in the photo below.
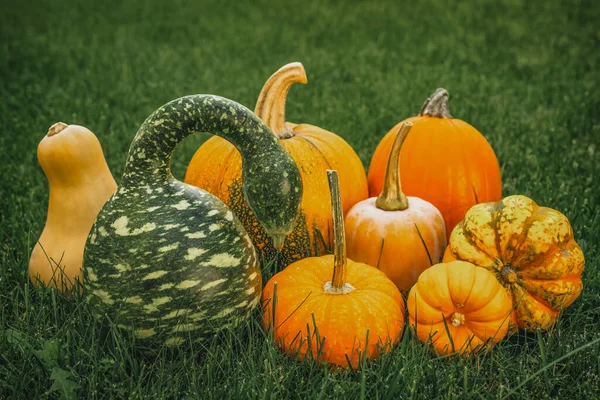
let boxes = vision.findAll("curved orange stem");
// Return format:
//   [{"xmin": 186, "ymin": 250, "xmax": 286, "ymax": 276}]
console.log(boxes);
[
  {"xmin": 376, "ymin": 121, "xmax": 412, "ymax": 211},
  {"xmin": 254, "ymin": 62, "xmax": 307, "ymax": 138}
]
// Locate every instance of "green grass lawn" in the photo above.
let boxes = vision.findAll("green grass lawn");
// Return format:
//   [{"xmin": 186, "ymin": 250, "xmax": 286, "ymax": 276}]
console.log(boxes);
[{"xmin": 1, "ymin": 0, "xmax": 599, "ymax": 398}]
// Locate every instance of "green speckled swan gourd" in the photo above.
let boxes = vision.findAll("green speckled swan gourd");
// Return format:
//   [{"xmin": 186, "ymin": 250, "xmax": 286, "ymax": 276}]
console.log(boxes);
[{"xmin": 84, "ymin": 95, "xmax": 302, "ymax": 347}]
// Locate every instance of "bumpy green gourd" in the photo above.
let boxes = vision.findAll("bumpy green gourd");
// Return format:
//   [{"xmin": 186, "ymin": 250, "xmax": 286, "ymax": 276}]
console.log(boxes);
[{"xmin": 84, "ymin": 95, "xmax": 302, "ymax": 347}]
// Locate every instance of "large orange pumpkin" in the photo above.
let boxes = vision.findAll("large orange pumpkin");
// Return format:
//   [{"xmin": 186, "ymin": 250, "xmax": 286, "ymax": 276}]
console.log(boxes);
[
  {"xmin": 367, "ymin": 88, "xmax": 502, "ymax": 237},
  {"xmin": 443, "ymin": 195, "xmax": 585, "ymax": 331},
  {"xmin": 407, "ymin": 261, "xmax": 513, "ymax": 356},
  {"xmin": 262, "ymin": 171, "xmax": 404, "ymax": 369},
  {"xmin": 345, "ymin": 121, "xmax": 446, "ymax": 292},
  {"xmin": 185, "ymin": 62, "xmax": 368, "ymax": 266}
]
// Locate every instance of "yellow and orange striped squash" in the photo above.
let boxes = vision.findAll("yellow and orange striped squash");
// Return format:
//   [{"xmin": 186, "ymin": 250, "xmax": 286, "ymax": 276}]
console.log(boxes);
[{"xmin": 443, "ymin": 195, "xmax": 585, "ymax": 331}]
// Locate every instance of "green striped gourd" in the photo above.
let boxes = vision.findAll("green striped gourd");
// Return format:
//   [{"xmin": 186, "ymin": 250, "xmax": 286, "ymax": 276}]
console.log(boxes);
[{"xmin": 84, "ymin": 95, "xmax": 302, "ymax": 347}]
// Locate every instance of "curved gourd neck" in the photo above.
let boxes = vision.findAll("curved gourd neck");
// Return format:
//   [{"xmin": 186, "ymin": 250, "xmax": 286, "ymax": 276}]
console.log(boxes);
[
  {"xmin": 254, "ymin": 62, "xmax": 307, "ymax": 139},
  {"xmin": 376, "ymin": 122, "xmax": 412, "ymax": 211},
  {"xmin": 122, "ymin": 95, "xmax": 281, "ymax": 186},
  {"xmin": 419, "ymin": 88, "xmax": 453, "ymax": 118}
]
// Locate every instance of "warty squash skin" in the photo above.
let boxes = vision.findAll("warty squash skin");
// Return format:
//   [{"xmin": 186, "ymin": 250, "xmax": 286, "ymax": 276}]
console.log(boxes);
[
  {"xmin": 262, "ymin": 171, "xmax": 403, "ymax": 370},
  {"xmin": 367, "ymin": 88, "xmax": 502, "ymax": 237},
  {"xmin": 30, "ymin": 122, "xmax": 117, "ymax": 292},
  {"xmin": 84, "ymin": 95, "xmax": 302, "ymax": 348},
  {"xmin": 345, "ymin": 122, "xmax": 446, "ymax": 292},
  {"xmin": 443, "ymin": 195, "xmax": 584, "ymax": 331},
  {"xmin": 185, "ymin": 62, "xmax": 368, "ymax": 267},
  {"xmin": 407, "ymin": 261, "xmax": 513, "ymax": 356}
]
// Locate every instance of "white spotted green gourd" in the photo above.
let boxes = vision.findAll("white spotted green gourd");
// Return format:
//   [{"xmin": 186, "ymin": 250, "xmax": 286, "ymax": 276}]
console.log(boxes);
[{"xmin": 84, "ymin": 95, "xmax": 302, "ymax": 348}]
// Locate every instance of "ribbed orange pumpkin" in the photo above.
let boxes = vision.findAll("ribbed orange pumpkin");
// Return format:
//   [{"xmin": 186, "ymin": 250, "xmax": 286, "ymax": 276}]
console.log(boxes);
[
  {"xmin": 262, "ymin": 171, "xmax": 403, "ymax": 369},
  {"xmin": 345, "ymin": 122, "xmax": 446, "ymax": 292},
  {"xmin": 367, "ymin": 88, "xmax": 502, "ymax": 237},
  {"xmin": 443, "ymin": 195, "xmax": 585, "ymax": 331},
  {"xmin": 185, "ymin": 63, "xmax": 368, "ymax": 266},
  {"xmin": 408, "ymin": 261, "xmax": 513, "ymax": 356}
]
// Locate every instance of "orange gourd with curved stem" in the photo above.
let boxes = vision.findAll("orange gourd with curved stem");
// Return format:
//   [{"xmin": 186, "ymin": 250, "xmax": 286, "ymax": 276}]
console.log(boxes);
[
  {"xmin": 367, "ymin": 88, "xmax": 502, "ymax": 237},
  {"xmin": 407, "ymin": 261, "xmax": 513, "ymax": 356},
  {"xmin": 443, "ymin": 195, "xmax": 585, "ymax": 331},
  {"xmin": 185, "ymin": 63, "xmax": 368, "ymax": 266},
  {"xmin": 345, "ymin": 122, "xmax": 446, "ymax": 292},
  {"xmin": 262, "ymin": 170, "xmax": 403, "ymax": 369}
]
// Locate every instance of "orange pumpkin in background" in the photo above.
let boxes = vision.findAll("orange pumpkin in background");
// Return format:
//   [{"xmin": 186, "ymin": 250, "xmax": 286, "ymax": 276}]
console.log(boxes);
[
  {"xmin": 345, "ymin": 121, "xmax": 446, "ymax": 292},
  {"xmin": 185, "ymin": 62, "xmax": 368, "ymax": 266},
  {"xmin": 443, "ymin": 195, "xmax": 585, "ymax": 331},
  {"xmin": 367, "ymin": 88, "xmax": 502, "ymax": 237},
  {"xmin": 407, "ymin": 261, "xmax": 513, "ymax": 356},
  {"xmin": 262, "ymin": 171, "xmax": 404, "ymax": 369}
]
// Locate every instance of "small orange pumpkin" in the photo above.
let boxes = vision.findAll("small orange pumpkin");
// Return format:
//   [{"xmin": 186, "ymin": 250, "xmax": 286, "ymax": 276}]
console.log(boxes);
[
  {"xmin": 443, "ymin": 195, "xmax": 585, "ymax": 331},
  {"xmin": 367, "ymin": 88, "xmax": 502, "ymax": 237},
  {"xmin": 262, "ymin": 170, "xmax": 403, "ymax": 369},
  {"xmin": 407, "ymin": 261, "xmax": 513, "ymax": 356},
  {"xmin": 185, "ymin": 63, "xmax": 368, "ymax": 266},
  {"xmin": 345, "ymin": 121, "xmax": 446, "ymax": 292}
]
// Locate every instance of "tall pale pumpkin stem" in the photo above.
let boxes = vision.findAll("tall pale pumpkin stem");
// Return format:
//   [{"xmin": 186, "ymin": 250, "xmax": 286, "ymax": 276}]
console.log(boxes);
[
  {"xmin": 376, "ymin": 122, "xmax": 412, "ymax": 211},
  {"xmin": 324, "ymin": 170, "xmax": 355, "ymax": 294},
  {"xmin": 254, "ymin": 62, "xmax": 307, "ymax": 138},
  {"xmin": 419, "ymin": 88, "xmax": 453, "ymax": 118}
]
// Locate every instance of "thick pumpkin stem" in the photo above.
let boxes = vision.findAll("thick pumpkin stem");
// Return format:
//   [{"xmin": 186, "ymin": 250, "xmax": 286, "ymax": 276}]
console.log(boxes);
[
  {"xmin": 376, "ymin": 122, "xmax": 412, "ymax": 211},
  {"xmin": 47, "ymin": 122, "xmax": 68, "ymax": 137},
  {"xmin": 418, "ymin": 88, "xmax": 453, "ymax": 118},
  {"xmin": 255, "ymin": 62, "xmax": 307, "ymax": 139},
  {"xmin": 325, "ymin": 170, "xmax": 354, "ymax": 294},
  {"xmin": 501, "ymin": 265, "xmax": 518, "ymax": 284}
]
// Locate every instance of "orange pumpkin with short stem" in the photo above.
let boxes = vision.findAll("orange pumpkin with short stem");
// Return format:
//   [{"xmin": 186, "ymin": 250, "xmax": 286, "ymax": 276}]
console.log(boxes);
[
  {"xmin": 345, "ymin": 121, "xmax": 446, "ymax": 292},
  {"xmin": 262, "ymin": 170, "xmax": 403, "ymax": 369},
  {"xmin": 407, "ymin": 261, "xmax": 513, "ymax": 356},
  {"xmin": 443, "ymin": 195, "xmax": 585, "ymax": 331},
  {"xmin": 185, "ymin": 62, "xmax": 368, "ymax": 266},
  {"xmin": 367, "ymin": 88, "xmax": 502, "ymax": 237}
]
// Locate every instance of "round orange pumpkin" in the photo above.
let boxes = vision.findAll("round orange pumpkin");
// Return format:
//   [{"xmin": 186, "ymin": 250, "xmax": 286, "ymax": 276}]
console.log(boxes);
[
  {"xmin": 345, "ymin": 122, "xmax": 446, "ymax": 292},
  {"xmin": 443, "ymin": 195, "xmax": 585, "ymax": 331},
  {"xmin": 367, "ymin": 88, "xmax": 502, "ymax": 237},
  {"xmin": 408, "ymin": 261, "xmax": 513, "ymax": 356},
  {"xmin": 262, "ymin": 170, "xmax": 403, "ymax": 369},
  {"xmin": 185, "ymin": 62, "xmax": 368, "ymax": 266}
]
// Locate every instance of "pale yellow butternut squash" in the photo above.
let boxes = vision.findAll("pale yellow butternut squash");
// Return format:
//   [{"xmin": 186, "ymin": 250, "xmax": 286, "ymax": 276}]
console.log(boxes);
[{"xmin": 29, "ymin": 122, "xmax": 117, "ymax": 292}]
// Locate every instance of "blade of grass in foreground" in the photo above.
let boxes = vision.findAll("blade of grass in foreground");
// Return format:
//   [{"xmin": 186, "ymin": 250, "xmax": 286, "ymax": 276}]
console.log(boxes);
[{"xmin": 501, "ymin": 336, "xmax": 600, "ymax": 399}]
